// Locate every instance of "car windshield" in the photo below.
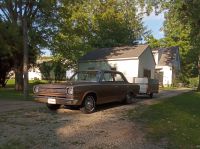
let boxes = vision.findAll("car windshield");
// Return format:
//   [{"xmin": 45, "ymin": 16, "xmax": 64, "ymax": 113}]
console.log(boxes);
[{"xmin": 70, "ymin": 71, "xmax": 100, "ymax": 82}]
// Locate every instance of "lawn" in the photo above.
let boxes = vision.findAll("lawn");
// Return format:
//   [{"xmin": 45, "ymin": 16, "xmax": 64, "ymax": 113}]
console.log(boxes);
[
  {"xmin": 0, "ymin": 79, "xmax": 48, "ymax": 101},
  {"xmin": 127, "ymin": 91, "xmax": 200, "ymax": 148}
]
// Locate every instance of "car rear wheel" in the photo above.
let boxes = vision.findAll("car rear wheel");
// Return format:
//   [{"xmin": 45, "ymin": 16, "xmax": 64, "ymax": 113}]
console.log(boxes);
[
  {"xmin": 46, "ymin": 103, "xmax": 61, "ymax": 110},
  {"xmin": 125, "ymin": 92, "xmax": 136, "ymax": 104},
  {"xmin": 80, "ymin": 95, "xmax": 96, "ymax": 114}
]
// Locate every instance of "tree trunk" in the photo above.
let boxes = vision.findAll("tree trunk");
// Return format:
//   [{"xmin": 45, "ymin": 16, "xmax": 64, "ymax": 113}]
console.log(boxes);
[
  {"xmin": 197, "ymin": 74, "xmax": 200, "ymax": 91},
  {"xmin": 197, "ymin": 56, "xmax": 200, "ymax": 91},
  {"xmin": 15, "ymin": 65, "xmax": 23, "ymax": 91},
  {"xmin": 23, "ymin": 17, "xmax": 29, "ymax": 99}
]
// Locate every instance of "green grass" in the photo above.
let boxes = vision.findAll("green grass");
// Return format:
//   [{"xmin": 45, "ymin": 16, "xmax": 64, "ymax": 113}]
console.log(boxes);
[
  {"xmin": 127, "ymin": 91, "xmax": 200, "ymax": 148},
  {"xmin": 0, "ymin": 79, "xmax": 48, "ymax": 101},
  {"xmin": 0, "ymin": 139, "xmax": 26, "ymax": 149}
]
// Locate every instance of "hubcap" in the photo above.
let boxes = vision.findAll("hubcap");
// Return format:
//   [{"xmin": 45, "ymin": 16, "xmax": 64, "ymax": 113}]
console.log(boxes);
[
  {"xmin": 85, "ymin": 96, "xmax": 95, "ymax": 111},
  {"xmin": 127, "ymin": 94, "xmax": 132, "ymax": 100}
]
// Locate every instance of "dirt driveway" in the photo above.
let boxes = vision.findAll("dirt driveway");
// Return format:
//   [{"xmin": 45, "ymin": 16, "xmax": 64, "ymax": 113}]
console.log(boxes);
[{"xmin": 0, "ymin": 88, "xmax": 191, "ymax": 149}]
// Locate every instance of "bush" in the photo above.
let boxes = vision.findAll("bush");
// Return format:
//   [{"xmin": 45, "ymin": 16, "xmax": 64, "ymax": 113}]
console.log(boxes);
[
  {"xmin": 39, "ymin": 60, "xmax": 66, "ymax": 82},
  {"xmin": 188, "ymin": 77, "xmax": 198, "ymax": 88}
]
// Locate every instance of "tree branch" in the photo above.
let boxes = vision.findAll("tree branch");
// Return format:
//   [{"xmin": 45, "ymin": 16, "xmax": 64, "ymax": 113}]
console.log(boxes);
[
  {"xmin": 0, "ymin": 7, "xmax": 11, "ymax": 21},
  {"xmin": 18, "ymin": 0, "xmax": 23, "ymax": 21}
]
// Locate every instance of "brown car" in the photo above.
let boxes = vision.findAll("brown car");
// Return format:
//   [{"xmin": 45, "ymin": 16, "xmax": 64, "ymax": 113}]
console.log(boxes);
[{"xmin": 33, "ymin": 70, "xmax": 139, "ymax": 113}]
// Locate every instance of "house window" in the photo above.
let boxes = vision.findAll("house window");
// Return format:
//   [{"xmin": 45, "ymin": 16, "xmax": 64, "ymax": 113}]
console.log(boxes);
[{"xmin": 143, "ymin": 69, "xmax": 151, "ymax": 78}]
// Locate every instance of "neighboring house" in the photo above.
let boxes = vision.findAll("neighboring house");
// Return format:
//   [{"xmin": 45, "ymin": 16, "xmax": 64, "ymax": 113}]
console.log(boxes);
[
  {"xmin": 28, "ymin": 56, "xmax": 52, "ymax": 80},
  {"xmin": 66, "ymin": 69, "xmax": 75, "ymax": 79},
  {"xmin": 78, "ymin": 44, "xmax": 156, "ymax": 83},
  {"xmin": 152, "ymin": 46, "xmax": 181, "ymax": 87},
  {"xmin": 29, "ymin": 67, "xmax": 42, "ymax": 80}
]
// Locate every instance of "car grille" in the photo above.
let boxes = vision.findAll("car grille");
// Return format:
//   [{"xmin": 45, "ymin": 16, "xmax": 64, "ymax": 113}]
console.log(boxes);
[{"xmin": 37, "ymin": 87, "xmax": 66, "ymax": 98}]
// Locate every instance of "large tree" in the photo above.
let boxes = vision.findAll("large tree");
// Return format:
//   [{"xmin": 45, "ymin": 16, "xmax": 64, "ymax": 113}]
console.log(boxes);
[
  {"xmin": 0, "ymin": 21, "xmax": 14, "ymax": 87},
  {"xmin": 0, "ymin": 0, "xmax": 57, "ymax": 97},
  {"xmin": 52, "ymin": 0, "xmax": 145, "ymax": 68},
  {"xmin": 145, "ymin": 0, "xmax": 200, "ymax": 87}
]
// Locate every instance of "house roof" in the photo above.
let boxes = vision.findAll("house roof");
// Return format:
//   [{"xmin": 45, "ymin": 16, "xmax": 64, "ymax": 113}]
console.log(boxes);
[
  {"xmin": 79, "ymin": 44, "xmax": 149, "ymax": 61},
  {"xmin": 153, "ymin": 46, "xmax": 179, "ymax": 66}
]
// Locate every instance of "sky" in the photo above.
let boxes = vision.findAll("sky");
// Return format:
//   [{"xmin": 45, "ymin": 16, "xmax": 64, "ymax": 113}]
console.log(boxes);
[
  {"xmin": 143, "ymin": 12, "xmax": 165, "ymax": 39},
  {"xmin": 42, "ymin": 12, "xmax": 165, "ymax": 56}
]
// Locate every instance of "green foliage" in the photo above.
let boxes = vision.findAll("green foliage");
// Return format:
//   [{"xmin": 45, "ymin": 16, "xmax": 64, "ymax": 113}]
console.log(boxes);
[
  {"xmin": 0, "ymin": 1, "xmax": 57, "ymax": 90},
  {"xmin": 39, "ymin": 60, "xmax": 66, "ymax": 82},
  {"xmin": 39, "ymin": 62, "xmax": 52, "ymax": 81},
  {"xmin": 0, "ymin": 21, "xmax": 14, "ymax": 87},
  {"xmin": 189, "ymin": 77, "xmax": 199, "ymax": 88},
  {"xmin": 127, "ymin": 92, "xmax": 200, "ymax": 148},
  {"xmin": 52, "ymin": 0, "xmax": 145, "ymax": 67},
  {"xmin": 53, "ymin": 61, "xmax": 66, "ymax": 82},
  {"xmin": 146, "ymin": 0, "xmax": 200, "ymax": 84}
]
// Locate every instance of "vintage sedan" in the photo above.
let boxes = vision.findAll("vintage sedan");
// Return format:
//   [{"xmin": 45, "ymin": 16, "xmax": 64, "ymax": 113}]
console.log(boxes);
[{"xmin": 33, "ymin": 70, "xmax": 139, "ymax": 113}]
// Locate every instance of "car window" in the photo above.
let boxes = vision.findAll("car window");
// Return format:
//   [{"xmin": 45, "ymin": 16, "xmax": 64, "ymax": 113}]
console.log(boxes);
[
  {"xmin": 70, "ymin": 71, "xmax": 100, "ymax": 82},
  {"xmin": 102, "ymin": 72, "xmax": 114, "ymax": 82},
  {"xmin": 113, "ymin": 73, "xmax": 125, "ymax": 82}
]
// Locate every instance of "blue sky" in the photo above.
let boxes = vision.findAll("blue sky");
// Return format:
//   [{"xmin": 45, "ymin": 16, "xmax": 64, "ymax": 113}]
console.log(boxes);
[{"xmin": 143, "ymin": 12, "xmax": 165, "ymax": 39}]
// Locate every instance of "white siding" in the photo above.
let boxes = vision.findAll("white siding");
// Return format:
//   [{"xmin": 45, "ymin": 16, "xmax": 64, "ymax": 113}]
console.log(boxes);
[
  {"xmin": 28, "ymin": 67, "xmax": 42, "ymax": 80},
  {"xmin": 78, "ymin": 59, "xmax": 139, "ymax": 83},
  {"xmin": 66, "ymin": 69, "xmax": 75, "ymax": 79},
  {"xmin": 138, "ymin": 47, "xmax": 155, "ymax": 79},
  {"xmin": 108, "ymin": 60, "xmax": 139, "ymax": 83},
  {"xmin": 156, "ymin": 65, "xmax": 172, "ymax": 86},
  {"xmin": 152, "ymin": 51, "xmax": 159, "ymax": 65}
]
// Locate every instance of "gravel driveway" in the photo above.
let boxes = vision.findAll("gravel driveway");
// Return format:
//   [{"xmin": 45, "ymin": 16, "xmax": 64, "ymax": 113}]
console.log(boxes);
[{"xmin": 0, "ymin": 88, "xmax": 191, "ymax": 149}]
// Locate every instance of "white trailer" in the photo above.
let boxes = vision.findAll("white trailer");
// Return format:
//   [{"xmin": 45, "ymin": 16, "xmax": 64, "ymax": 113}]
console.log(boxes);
[{"xmin": 133, "ymin": 78, "xmax": 159, "ymax": 98}]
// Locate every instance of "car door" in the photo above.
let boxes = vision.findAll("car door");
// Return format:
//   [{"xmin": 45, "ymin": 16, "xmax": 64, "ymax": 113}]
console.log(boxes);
[
  {"xmin": 98, "ymin": 72, "xmax": 117, "ymax": 104},
  {"xmin": 111, "ymin": 72, "xmax": 127, "ymax": 102}
]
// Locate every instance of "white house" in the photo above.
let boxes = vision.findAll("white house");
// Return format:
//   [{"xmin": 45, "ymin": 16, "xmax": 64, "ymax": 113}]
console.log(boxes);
[
  {"xmin": 28, "ymin": 56, "xmax": 52, "ymax": 80},
  {"xmin": 29, "ymin": 67, "xmax": 42, "ymax": 80},
  {"xmin": 78, "ymin": 44, "xmax": 156, "ymax": 83},
  {"xmin": 152, "ymin": 46, "xmax": 181, "ymax": 87}
]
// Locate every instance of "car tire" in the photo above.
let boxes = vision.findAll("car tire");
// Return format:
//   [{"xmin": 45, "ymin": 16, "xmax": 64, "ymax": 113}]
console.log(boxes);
[
  {"xmin": 125, "ymin": 92, "xmax": 136, "ymax": 104},
  {"xmin": 80, "ymin": 95, "xmax": 96, "ymax": 114},
  {"xmin": 46, "ymin": 103, "xmax": 61, "ymax": 110},
  {"xmin": 150, "ymin": 93, "xmax": 153, "ymax": 98}
]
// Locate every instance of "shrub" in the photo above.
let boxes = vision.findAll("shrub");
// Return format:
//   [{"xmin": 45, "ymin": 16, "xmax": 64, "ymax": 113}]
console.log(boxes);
[{"xmin": 188, "ymin": 77, "xmax": 198, "ymax": 88}]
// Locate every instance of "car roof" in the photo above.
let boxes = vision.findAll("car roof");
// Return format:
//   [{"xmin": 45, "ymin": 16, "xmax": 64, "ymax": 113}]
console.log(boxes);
[{"xmin": 78, "ymin": 70, "xmax": 123, "ymax": 74}]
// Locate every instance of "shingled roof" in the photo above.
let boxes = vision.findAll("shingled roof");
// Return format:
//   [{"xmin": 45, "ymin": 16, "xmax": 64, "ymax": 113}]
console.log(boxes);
[
  {"xmin": 153, "ymin": 46, "xmax": 179, "ymax": 66},
  {"xmin": 79, "ymin": 44, "xmax": 149, "ymax": 61}
]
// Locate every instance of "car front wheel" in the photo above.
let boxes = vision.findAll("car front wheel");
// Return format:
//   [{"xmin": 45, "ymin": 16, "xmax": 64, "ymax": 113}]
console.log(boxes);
[{"xmin": 80, "ymin": 95, "xmax": 96, "ymax": 114}]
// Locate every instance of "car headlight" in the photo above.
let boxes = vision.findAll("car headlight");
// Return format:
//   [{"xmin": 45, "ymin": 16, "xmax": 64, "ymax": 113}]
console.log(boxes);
[
  {"xmin": 33, "ymin": 86, "xmax": 39, "ymax": 93},
  {"xmin": 67, "ymin": 87, "xmax": 73, "ymax": 95}
]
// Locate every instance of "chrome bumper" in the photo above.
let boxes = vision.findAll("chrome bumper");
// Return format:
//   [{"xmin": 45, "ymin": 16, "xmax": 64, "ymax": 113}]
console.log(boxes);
[{"xmin": 34, "ymin": 96, "xmax": 80, "ymax": 105}]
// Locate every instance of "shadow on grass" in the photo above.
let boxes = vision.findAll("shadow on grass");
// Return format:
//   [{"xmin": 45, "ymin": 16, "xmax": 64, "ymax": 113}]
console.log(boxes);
[{"xmin": 127, "ymin": 91, "xmax": 200, "ymax": 148}]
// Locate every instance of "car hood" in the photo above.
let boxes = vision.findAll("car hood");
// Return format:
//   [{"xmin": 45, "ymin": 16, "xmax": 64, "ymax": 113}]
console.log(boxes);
[{"xmin": 36, "ymin": 81, "xmax": 98, "ymax": 88}]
